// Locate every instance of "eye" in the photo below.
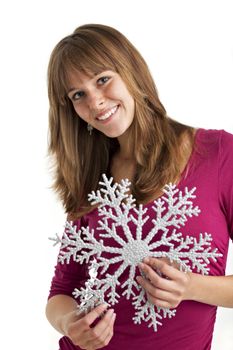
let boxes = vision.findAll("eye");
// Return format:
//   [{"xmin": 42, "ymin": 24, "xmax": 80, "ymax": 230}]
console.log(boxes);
[
  {"xmin": 97, "ymin": 76, "xmax": 110, "ymax": 85},
  {"xmin": 71, "ymin": 91, "xmax": 85, "ymax": 101}
]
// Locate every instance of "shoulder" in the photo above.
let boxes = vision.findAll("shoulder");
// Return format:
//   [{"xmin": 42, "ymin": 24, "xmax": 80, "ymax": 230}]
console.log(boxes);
[
  {"xmin": 196, "ymin": 128, "xmax": 233, "ymax": 155},
  {"xmin": 197, "ymin": 128, "xmax": 233, "ymax": 141},
  {"xmin": 215, "ymin": 129, "xmax": 233, "ymax": 238},
  {"xmin": 197, "ymin": 128, "xmax": 222, "ymax": 142},
  {"xmin": 217, "ymin": 129, "xmax": 233, "ymax": 178},
  {"xmin": 188, "ymin": 128, "xmax": 233, "ymax": 180},
  {"xmin": 218, "ymin": 129, "xmax": 233, "ymax": 156}
]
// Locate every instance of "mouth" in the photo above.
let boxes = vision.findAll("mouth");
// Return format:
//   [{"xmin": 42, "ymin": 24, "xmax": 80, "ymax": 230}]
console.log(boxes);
[{"xmin": 96, "ymin": 105, "xmax": 119, "ymax": 122}]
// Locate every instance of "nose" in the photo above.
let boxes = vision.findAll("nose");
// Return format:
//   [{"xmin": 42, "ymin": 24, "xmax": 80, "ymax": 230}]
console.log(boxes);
[{"xmin": 87, "ymin": 89, "xmax": 105, "ymax": 109}]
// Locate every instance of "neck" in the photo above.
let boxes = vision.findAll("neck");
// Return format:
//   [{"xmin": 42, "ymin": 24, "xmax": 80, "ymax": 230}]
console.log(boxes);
[{"xmin": 117, "ymin": 132, "xmax": 134, "ymax": 160}]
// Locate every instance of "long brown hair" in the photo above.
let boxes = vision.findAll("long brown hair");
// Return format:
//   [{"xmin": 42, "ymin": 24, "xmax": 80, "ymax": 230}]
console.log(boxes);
[{"xmin": 47, "ymin": 24, "xmax": 195, "ymax": 218}]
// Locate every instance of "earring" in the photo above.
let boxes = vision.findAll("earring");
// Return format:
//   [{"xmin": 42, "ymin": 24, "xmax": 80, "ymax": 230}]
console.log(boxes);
[{"xmin": 87, "ymin": 123, "xmax": 93, "ymax": 135}]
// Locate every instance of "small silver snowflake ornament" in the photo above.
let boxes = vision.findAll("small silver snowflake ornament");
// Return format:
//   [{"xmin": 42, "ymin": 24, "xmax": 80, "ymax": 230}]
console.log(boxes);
[{"xmin": 51, "ymin": 174, "xmax": 222, "ymax": 332}]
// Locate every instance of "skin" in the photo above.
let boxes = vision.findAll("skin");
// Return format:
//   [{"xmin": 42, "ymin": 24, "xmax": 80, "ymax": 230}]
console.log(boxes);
[
  {"xmin": 136, "ymin": 257, "xmax": 233, "ymax": 309},
  {"xmin": 46, "ymin": 296, "xmax": 116, "ymax": 349},
  {"xmin": 68, "ymin": 69, "xmax": 135, "ymax": 156},
  {"xmin": 136, "ymin": 258, "xmax": 192, "ymax": 309},
  {"xmin": 61, "ymin": 304, "xmax": 116, "ymax": 349}
]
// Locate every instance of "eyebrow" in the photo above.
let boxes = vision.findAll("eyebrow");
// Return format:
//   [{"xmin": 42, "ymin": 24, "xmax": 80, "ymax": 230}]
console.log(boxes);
[
  {"xmin": 67, "ymin": 72, "xmax": 100, "ymax": 95},
  {"xmin": 67, "ymin": 70, "xmax": 112, "ymax": 95},
  {"xmin": 67, "ymin": 87, "xmax": 78, "ymax": 94}
]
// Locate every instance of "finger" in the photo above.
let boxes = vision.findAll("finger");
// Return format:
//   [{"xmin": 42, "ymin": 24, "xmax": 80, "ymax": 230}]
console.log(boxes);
[
  {"xmin": 88, "ymin": 308, "xmax": 114, "ymax": 341},
  {"xmin": 95, "ymin": 312, "xmax": 116, "ymax": 347},
  {"xmin": 86, "ymin": 312, "xmax": 116, "ymax": 348},
  {"xmin": 81, "ymin": 303, "xmax": 109, "ymax": 331},
  {"xmin": 136, "ymin": 274, "xmax": 177, "ymax": 308},
  {"xmin": 147, "ymin": 295, "xmax": 174, "ymax": 309},
  {"xmin": 147, "ymin": 287, "xmax": 177, "ymax": 305},
  {"xmin": 136, "ymin": 274, "xmax": 163, "ymax": 296},
  {"xmin": 159, "ymin": 257, "xmax": 181, "ymax": 271},
  {"xmin": 101, "ymin": 315, "xmax": 116, "ymax": 345},
  {"xmin": 143, "ymin": 258, "xmax": 181, "ymax": 280},
  {"xmin": 138, "ymin": 263, "xmax": 172, "ymax": 289}
]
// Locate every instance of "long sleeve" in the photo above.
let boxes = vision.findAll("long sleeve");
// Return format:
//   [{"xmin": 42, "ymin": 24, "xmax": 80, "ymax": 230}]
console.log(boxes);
[
  {"xmin": 218, "ymin": 130, "xmax": 233, "ymax": 241},
  {"xmin": 48, "ymin": 216, "xmax": 89, "ymax": 300}
]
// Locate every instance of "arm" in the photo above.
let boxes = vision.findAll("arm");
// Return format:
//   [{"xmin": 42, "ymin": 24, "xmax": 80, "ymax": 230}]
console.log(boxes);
[
  {"xmin": 136, "ymin": 257, "xmax": 233, "ymax": 309},
  {"xmin": 46, "ymin": 294, "xmax": 79, "ymax": 335},
  {"xmin": 187, "ymin": 272, "xmax": 233, "ymax": 308},
  {"xmin": 46, "ymin": 295, "xmax": 116, "ymax": 348}
]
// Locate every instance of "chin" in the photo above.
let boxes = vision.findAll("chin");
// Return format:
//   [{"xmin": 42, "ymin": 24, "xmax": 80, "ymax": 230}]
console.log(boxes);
[
  {"xmin": 104, "ymin": 130, "xmax": 127, "ymax": 138},
  {"xmin": 103, "ymin": 124, "xmax": 132, "ymax": 139}
]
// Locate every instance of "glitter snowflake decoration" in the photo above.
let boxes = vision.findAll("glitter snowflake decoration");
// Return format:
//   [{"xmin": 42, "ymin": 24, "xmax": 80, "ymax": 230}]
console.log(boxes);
[{"xmin": 51, "ymin": 174, "xmax": 222, "ymax": 332}]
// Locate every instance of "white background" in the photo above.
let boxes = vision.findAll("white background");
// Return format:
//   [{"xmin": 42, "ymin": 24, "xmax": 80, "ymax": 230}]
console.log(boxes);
[{"xmin": 0, "ymin": 0, "xmax": 232, "ymax": 349}]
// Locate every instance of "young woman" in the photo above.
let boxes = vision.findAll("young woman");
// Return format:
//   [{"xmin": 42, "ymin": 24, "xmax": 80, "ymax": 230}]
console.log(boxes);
[{"xmin": 46, "ymin": 24, "xmax": 233, "ymax": 350}]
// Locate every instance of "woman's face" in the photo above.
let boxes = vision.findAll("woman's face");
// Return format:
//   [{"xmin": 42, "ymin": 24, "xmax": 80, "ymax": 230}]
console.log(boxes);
[{"xmin": 67, "ymin": 70, "xmax": 135, "ymax": 138}]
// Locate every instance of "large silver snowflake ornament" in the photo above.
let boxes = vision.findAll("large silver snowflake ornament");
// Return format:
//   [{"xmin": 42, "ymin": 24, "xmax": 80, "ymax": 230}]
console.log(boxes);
[{"xmin": 51, "ymin": 174, "xmax": 222, "ymax": 332}]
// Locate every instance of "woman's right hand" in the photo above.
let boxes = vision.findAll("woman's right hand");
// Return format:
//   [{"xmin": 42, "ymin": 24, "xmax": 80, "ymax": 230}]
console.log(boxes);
[{"xmin": 61, "ymin": 304, "xmax": 116, "ymax": 349}]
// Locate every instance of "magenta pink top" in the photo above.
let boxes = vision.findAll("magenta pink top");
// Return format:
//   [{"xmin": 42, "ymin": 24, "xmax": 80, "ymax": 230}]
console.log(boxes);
[{"xmin": 48, "ymin": 129, "xmax": 233, "ymax": 350}]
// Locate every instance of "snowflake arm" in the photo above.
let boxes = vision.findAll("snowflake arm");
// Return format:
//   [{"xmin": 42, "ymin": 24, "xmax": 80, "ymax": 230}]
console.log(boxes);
[
  {"xmin": 146, "ymin": 185, "xmax": 201, "ymax": 245},
  {"xmin": 88, "ymin": 175, "xmax": 136, "ymax": 243},
  {"xmin": 56, "ymin": 223, "xmax": 105, "ymax": 264},
  {"xmin": 133, "ymin": 299, "xmax": 164, "ymax": 332},
  {"xmin": 130, "ymin": 205, "xmax": 150, "ymax": 241}
]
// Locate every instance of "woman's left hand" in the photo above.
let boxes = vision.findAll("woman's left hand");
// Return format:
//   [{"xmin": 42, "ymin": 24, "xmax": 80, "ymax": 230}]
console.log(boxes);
[{"xmin": 136, "ymin": 257, "xmax": 192, "ymax": 309}]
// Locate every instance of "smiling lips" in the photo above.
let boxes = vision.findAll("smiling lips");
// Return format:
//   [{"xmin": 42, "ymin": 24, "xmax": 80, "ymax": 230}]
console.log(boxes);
[{"xmin": 96, "ymin": 105, "xmax": 119, "ymax": 121}]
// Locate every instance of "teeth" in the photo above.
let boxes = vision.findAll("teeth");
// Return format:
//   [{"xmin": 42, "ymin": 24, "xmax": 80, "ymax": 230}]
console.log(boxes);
[{"xmin": 97, "ymin": 106, "xmax": 118, "ymax": 121}]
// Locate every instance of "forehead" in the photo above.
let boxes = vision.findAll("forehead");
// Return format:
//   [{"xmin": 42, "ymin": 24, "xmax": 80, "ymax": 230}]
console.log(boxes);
[
  {"xmin": 68, "ymin": 69, "xmax": 94, "ymax": 86},
  {"xmin": 66, "ymin": 69, "xmax": 98, "ymax": 94}
]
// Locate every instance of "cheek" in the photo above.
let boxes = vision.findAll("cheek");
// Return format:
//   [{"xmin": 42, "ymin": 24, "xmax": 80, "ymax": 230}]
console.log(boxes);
[
  {"xmin": 119, "ymin": 85, "xmax": 135, "ymax": 113},
  {"xmin": 127, "ymin": 95, "xmax": 135, "ymax": 117},
  {"xmin": 130, "ymin": 96, "xmax": 135, "ymax": 112},
  {"xmin": 73, "ymin": 104, "xmax": 87, "ymax": 120}
]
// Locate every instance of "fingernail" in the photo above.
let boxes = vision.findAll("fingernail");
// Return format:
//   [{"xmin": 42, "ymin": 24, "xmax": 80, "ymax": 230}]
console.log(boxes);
[
  {"xmin": 143, "ymin": 257, "xmax": 149, "ymax": 263},
  {"xmin": 108, "ymin": 308, "xmax": 114, "ymax": 315}
]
